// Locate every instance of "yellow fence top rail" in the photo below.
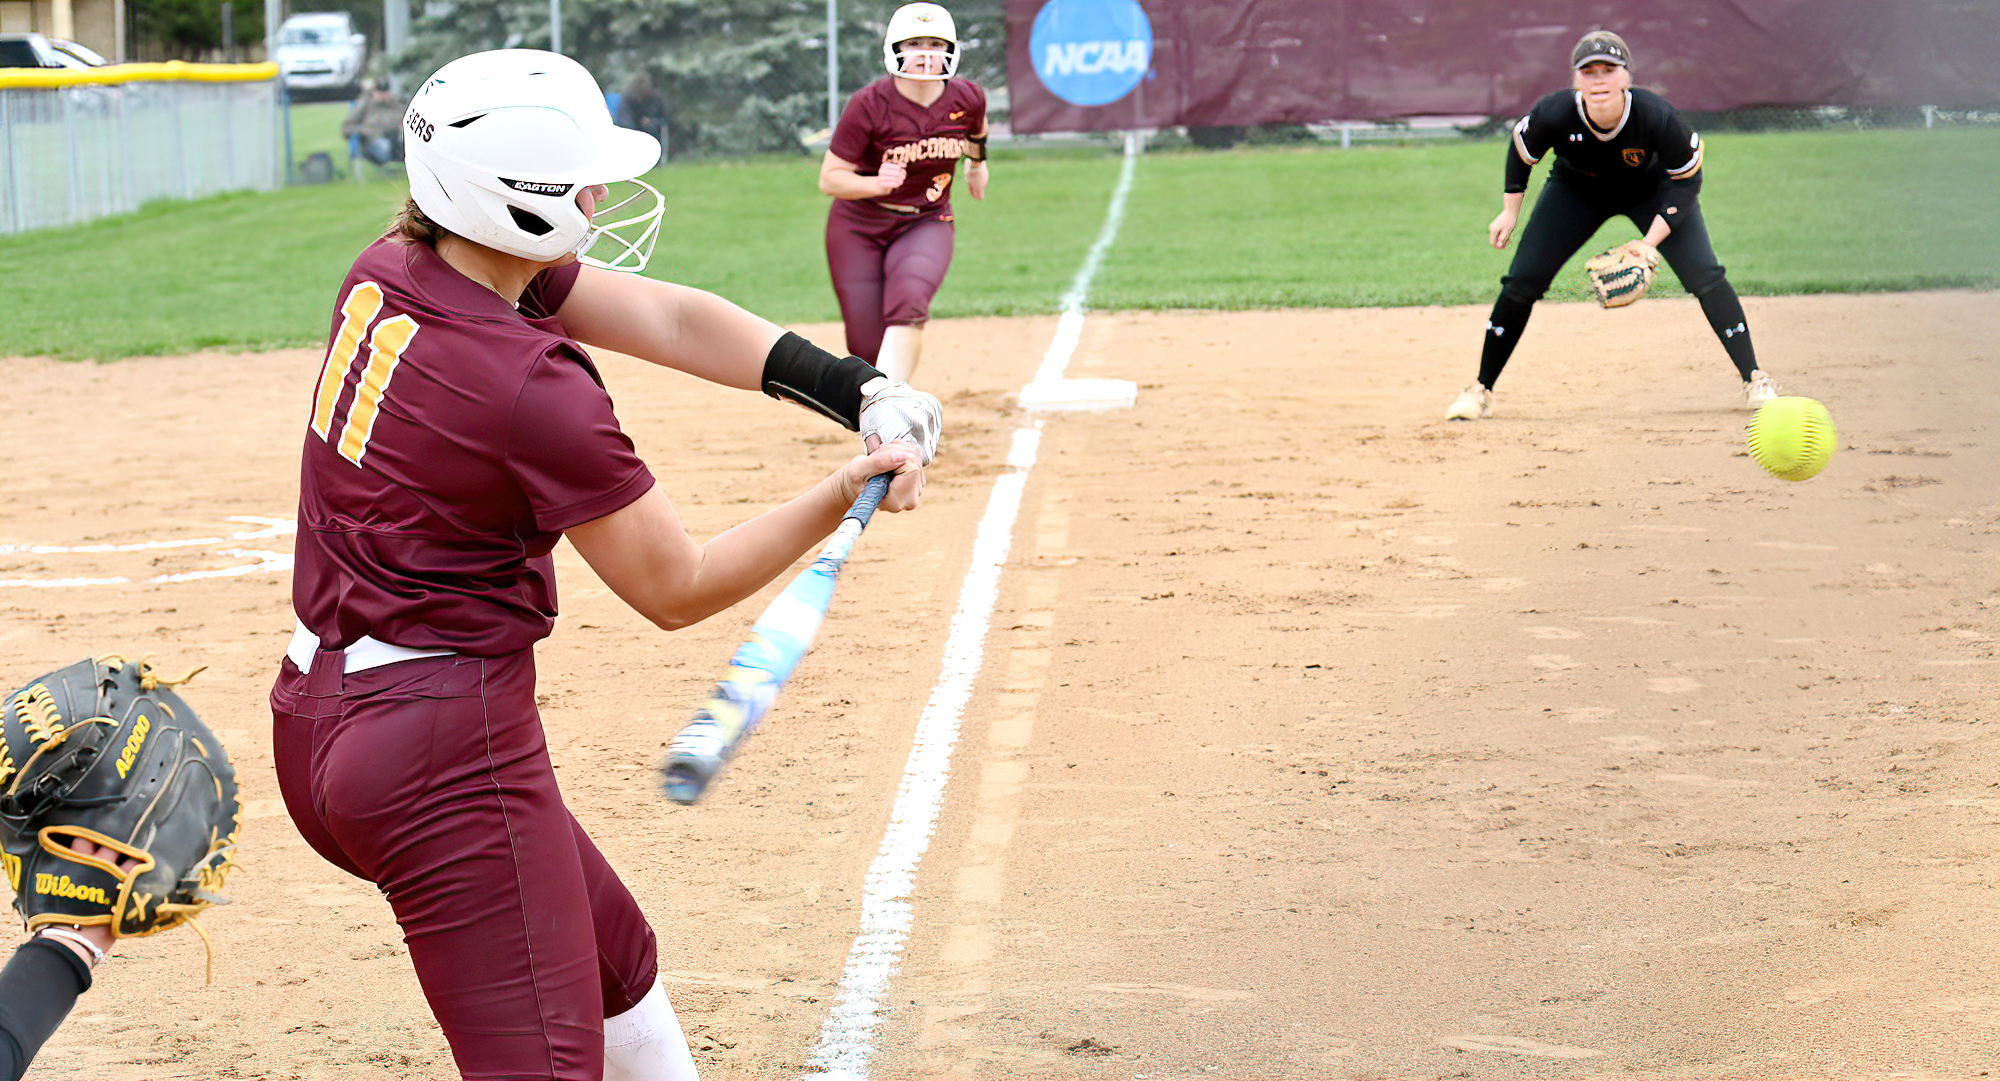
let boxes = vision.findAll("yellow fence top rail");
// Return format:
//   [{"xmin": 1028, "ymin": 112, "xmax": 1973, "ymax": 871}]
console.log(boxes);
[{"xmin": 0, "ymin": 61, "xmax": 279, "ymax": 89}]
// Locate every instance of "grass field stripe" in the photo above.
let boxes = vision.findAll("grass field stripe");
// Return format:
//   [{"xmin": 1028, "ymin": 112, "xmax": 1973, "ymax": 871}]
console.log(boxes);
[
  {"xmin": 805, "ymin": 134, "xmax": 1142, "ymax": 1081},
  {"xmin": 803, "ymin": 427, "xmax": 1042, "ymax": 1080}
]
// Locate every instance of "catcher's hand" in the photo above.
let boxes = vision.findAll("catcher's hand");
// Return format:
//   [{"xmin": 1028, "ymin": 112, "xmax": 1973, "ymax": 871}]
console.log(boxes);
[
  {"xmin": 1584, "ymin": 240, "xmax": 1659, "ymax": 308},
  {"xmin": 0, "ymin": 655, "xmax": 241, "ymax": 980}
]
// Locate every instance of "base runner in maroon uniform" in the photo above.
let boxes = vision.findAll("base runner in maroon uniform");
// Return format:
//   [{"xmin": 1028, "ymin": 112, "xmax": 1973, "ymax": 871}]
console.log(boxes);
[
  {"xmin": 269, "ymin": 49, "xmax": 942, "ymax": 1081},
  {"xmin": 819, "ymin": 1, "xmax": 988, "ymax": 382}
]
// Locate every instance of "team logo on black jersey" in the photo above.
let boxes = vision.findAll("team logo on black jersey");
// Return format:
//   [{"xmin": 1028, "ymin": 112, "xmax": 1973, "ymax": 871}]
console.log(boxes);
[
  {"xmin": 501, "ymin": 178, "xmax": 575, "ymax": 196},
  {"xmin": 1622, "ymin": 148, "xmax": 1646, "ymax": 167}
]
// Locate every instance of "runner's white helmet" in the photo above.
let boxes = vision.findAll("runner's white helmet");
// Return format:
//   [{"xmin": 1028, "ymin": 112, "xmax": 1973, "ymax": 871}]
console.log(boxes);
[
  {"xmin": 882, "ymin": 2, "xmax": 959, "ymax": 81},
  {"xmin": 403, "ymin": 49, "xmax": 664, "ymax": 270}
]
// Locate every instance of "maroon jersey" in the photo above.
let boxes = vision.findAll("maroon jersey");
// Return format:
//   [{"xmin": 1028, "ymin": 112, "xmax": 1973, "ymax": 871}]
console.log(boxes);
[
  {"xmin": 829, "ymin": 76, "xmax": 986, "ymax": 219},
  {"xmin": 293, "ymin": 238, "xmax": 655, "ymax": 656}
]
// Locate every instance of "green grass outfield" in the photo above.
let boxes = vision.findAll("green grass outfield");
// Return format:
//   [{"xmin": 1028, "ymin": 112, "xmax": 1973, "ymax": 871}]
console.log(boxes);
[{"xmin": 1, "ymin": 127, "xmax": 1993, "ymax": 360}]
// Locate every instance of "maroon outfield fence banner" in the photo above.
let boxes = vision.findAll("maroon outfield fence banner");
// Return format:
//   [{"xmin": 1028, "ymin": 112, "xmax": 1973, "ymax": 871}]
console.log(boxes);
[{"xmin": 1003, "ymin": 0, "xmax": 2000, "ymax": 134}]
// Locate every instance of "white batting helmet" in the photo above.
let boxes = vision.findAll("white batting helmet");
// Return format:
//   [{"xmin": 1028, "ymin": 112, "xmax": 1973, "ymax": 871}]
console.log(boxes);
[
  {"xmin": 403, "ymin": 50, "xmax": 664, "ymax": 270},
  {"xmin": 882, "ymin": 2, "xmax": 959, "ymax": 81}
]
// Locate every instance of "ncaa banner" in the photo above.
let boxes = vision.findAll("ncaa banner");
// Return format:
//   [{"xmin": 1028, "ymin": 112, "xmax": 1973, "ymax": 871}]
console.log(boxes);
[
  {"xmin": 1028, "ymin": 0, "xmax": 1154, "ymax": 108},
  {"xmin": 1003, "ymin": 0, "xmax": 2000, "ymax": 134}
]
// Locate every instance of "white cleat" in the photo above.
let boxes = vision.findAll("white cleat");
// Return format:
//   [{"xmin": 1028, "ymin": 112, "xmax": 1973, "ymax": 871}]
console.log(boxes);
[
  {"xmin": 1744, "ymin": 369, "xmax": 1779, "ymax": 407},
  {"xmin": 1446, "ymin": 383, "xmax": 1493, "ymax": 420}
]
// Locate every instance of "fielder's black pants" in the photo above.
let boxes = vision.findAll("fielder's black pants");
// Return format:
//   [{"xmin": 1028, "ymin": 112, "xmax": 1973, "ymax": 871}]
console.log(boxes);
[{"xmin": 1477, "ymin": 175, "xmax": 1759, "ymax": 389}]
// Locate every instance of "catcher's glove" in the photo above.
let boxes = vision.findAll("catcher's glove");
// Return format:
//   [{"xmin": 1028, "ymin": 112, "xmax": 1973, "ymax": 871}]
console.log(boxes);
[
  {"xmin": 0, "ymin": 655, "xmax": 241, "ymax": 979},
  {"xmin": 1584, "ymin": 240, "xmax": 1660, "ymax": 308}
]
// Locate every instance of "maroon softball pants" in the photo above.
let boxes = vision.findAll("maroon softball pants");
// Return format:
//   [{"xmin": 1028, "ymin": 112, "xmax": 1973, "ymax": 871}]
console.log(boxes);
[
  {"xmin": 825, "ymin": 198, "xmax": 956, "ymax": 362},
  {"xmin": 272, "ymin": 649, "xmax": 658, "ymax": 1081}
]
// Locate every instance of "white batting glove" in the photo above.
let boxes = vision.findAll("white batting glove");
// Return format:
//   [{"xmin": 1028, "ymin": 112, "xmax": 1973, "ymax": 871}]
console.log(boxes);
[{"xmin": 859, "ymin": 377, "xmax": 942, "ymax": 465}]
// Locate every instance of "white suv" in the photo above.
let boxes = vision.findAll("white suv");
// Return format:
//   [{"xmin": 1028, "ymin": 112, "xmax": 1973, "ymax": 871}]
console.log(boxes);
[
  {"xmin": 0, "ymin": 32, "xmax": 108, "ymax": 70},
  {"xmin": 276, "ymin": 12, "xmax": 368, "ymax": 99}
]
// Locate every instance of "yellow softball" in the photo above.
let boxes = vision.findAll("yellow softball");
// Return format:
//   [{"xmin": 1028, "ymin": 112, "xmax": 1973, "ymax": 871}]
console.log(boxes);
[{"xmin": 1747, "ymin": 396, "xmax": 1836, "ymax": 481}]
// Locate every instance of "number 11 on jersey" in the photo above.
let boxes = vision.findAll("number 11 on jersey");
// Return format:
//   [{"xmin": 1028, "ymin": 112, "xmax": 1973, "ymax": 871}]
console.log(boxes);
[{"xmin": 310, "ymin": 280, "xmax": 422, "ymax": 467}]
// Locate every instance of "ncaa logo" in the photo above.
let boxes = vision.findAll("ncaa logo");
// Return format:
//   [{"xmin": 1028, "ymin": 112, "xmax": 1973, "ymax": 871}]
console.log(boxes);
[{"xmin": 1030, "ymin": 0, "xmax": 1152, "ymax": 107}]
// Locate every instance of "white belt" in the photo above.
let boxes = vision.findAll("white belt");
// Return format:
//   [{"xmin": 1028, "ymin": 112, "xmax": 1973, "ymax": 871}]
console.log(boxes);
[{"xmin": 286, "ymin": 619, "xmax": 454, "ymax": 674}]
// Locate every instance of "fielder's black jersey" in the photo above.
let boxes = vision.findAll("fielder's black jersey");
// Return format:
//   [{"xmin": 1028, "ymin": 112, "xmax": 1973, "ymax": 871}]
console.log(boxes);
[{"xmin": 1505, "ymin": 87, "xmax": 1704, "ymax": 222}]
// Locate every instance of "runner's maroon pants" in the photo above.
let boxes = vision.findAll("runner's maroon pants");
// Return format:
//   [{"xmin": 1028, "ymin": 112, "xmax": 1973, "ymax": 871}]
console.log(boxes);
[
  {"xmin": 825, "ymin": 197, "xmax": 956, "ymax": 362},
  {"xmin": 272, "ymin": 649, "xmax": 658, "ymax": 1081}
]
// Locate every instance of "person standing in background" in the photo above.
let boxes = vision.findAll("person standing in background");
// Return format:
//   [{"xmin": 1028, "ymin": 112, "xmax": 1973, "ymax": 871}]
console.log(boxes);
[
  {"xmin": 615, "ymin": 73, "xmax": 671, "ymax": 161},
  {"xmin": 342, "ymin": 78, "xmax": 406, "ymax": 173}
]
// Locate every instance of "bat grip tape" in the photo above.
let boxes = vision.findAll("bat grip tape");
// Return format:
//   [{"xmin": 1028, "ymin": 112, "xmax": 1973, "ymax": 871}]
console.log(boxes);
[{"xmin": 846, "ymin": 473, "xmax": 893, "ymax": 528}]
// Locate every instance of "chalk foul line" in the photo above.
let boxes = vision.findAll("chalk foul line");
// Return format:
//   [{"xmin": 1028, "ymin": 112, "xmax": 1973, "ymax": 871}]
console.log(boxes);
[
  {"xmin": 802, "ymin": 131, "xmax": 1142, "ymax": 1081},
  {"xmin": 1019, "ymin": 130, "xmax": 1143, "ymax": 412},
  {"xmin": 0, "ymin": 516, "xmax": 296, "ymax": 588},
  {"xmin": 801, "ymin": 426, "xmax": 1040, "ymax": 1080}
]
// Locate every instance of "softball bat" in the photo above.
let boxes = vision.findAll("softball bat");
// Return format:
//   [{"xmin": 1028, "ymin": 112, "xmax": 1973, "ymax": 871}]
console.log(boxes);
[{"xmin": 660, "ymin": 473, "xmax": 893, "ymax": 804}]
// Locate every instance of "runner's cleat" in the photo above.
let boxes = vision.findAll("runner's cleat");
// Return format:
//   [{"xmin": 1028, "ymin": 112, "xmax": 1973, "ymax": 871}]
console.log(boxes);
[
  {"xmin": 1446, "ymin": 383, "xmax": 1493, "ymax": 420},
  {"xmin": 1744, "ymin": 369, "xmax": 1779, "ymax": 407}
]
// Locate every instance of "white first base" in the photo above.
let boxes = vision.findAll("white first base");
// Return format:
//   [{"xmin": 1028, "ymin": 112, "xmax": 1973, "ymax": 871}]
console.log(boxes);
[{"xmin": 1017, "ymin": 377, "xmax": 1139, "ymax": 412}]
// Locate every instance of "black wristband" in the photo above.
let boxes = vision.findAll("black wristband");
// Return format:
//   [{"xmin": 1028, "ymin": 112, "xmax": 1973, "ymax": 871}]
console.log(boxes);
[
  {"xmin": 966, "ymin": 134, "xmax": 988, "ymax": 162},
  {"xmin": 761, "ymin": 331, "xmax": 884, "ymax": 432}
]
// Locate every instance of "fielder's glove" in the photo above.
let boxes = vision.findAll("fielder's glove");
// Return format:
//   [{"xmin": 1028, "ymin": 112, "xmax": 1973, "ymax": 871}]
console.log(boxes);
[
  {"xmin": 859, "ymin": 377, "xmax": 943, "ymax": 465},
  {"xmin": 0, "ymin": 655, "xmax": 241, "ymax": 979},
  {"xmin": 1584, "ymin": 240, "xmax": 1659, "ymax": 308}
]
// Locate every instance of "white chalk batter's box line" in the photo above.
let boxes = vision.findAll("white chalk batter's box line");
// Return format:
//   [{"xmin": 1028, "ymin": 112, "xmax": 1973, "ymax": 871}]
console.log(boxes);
[{"xmin": 0, "ymin": 516, "xmax": 296, "ymax": 588}]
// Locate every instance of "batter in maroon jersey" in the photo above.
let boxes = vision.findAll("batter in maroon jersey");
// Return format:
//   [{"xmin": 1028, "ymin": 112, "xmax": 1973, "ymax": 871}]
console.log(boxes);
[
  {"xmin": 820, "ymin": 1, "xmax": 989, "ymax": 381},
  {"xmin": 269, "ymin": 49, "xmax": 940, "ymax": 1081}
]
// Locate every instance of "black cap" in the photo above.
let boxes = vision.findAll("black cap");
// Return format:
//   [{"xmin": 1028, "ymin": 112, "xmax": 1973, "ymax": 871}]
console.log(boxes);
[{"xmin": 1572, "ymin": 31, "xmax": 1631, "ymax": 70}]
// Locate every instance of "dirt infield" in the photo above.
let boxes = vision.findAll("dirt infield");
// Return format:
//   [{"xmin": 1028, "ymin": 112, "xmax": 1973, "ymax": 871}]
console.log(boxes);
[{"xmin": 1, "ymin": 292, "xmax": 1993, "ymax": 1079}]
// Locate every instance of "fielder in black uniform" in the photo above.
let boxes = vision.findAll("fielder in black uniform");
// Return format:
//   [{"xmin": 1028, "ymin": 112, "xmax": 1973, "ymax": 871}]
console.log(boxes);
[{"xmin": 1447, "ymin": 30, "xmax": 1778, "ymax": 420}]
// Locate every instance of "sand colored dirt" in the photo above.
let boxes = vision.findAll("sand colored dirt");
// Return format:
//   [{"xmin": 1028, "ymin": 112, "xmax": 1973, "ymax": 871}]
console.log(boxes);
[{"xmin": 0, "ymin": 292, "xmax": 1993, "ymax": 1079}]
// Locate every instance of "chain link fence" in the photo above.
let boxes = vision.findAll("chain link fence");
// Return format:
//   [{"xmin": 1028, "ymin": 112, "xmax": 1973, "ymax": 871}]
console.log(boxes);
[
  {"xmin": 388, "ymin": 0, "xmax": 1005, "ymax": 161},
  {"xmin": 1, "ymin": 74, "xmax": 281, "ymax": 235}
]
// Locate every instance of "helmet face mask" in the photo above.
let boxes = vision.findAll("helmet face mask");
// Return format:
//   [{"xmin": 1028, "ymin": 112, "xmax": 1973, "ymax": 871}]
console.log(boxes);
[
  {"xmin": 577, "ymin": 178, "xmax": 666, "ymax": 273},
  {"xmin": 890, "ymin": 39, "xmax": 955, "ymax": 80},
  {"xmin": 403, "ymin": 49, "xmax": 664, "ymax": 270},
  {"xmin": 882, "ymin": 3, "xmax": 960, "ymax": 81}
]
